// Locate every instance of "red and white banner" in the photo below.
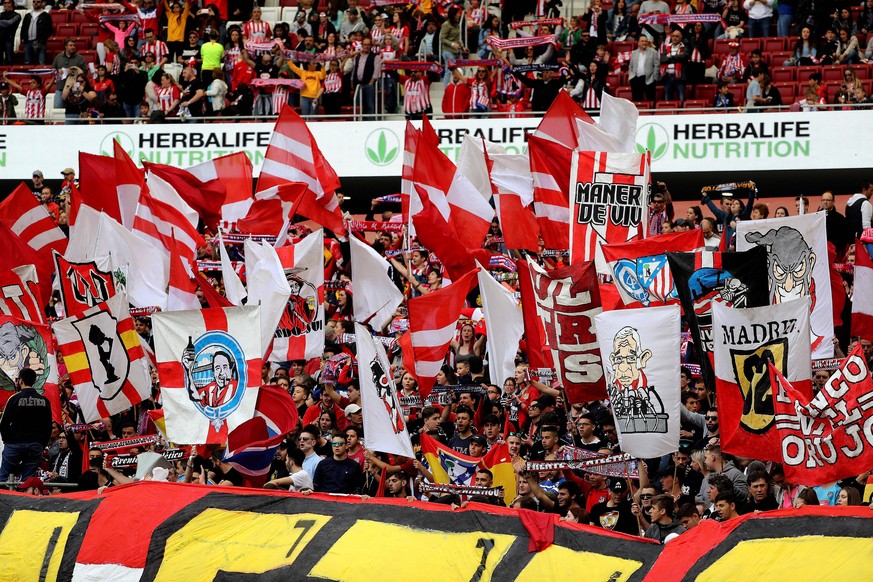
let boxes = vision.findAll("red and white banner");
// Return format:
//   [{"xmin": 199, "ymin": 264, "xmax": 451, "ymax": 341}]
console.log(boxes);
[
  {"xmin": 356, "ymin": 322, "xmax": 415, "ymax": 458},
  {"xmin": 569, "ymin": 151, "xmax": 650, "ymax": 274},
  {"xmin": 143, "ymin": 162, "xmax": 228, "ymax": 231},
  {"xmin": 486, "ymin": 34, "xmax": 556, "ymax": 50},
  {"xmin": 445, "ymin": 138, "xmax": 494, "ymax": 251},
  {"xmin": 772, "ymin": 344, "xmax": 873, "ymax": 486},
  {"xmin": 602, "ymin": 230, "xmax": 703, "ymax": 309},
  {"xmin": 53, "ymin": 253, "xmax": 117, "ymax": 319},
  {"xmin": 852, "ymin": 242, "xmax": 873, "ymax": 341},
  {"xmin": 594, "ymin": 305, "xmax": 680, "ymax": 458},
  {"xmin": 527, "ymin": 260, "xmax": 605, "ymax": 403},
  {"xmin": 152, "ymin": 305, "xmax": 262, "ymax": 445},
  {"xmin": 271, "ymin": 229, "xmax": 324, "ymax": 362},
  {"xmin": 712, "ymin": 298, "xmax": 812, "ymax": 461},
  {"xmin": 533, "ymin": 90, "xmax": 593, "ymax": 149},
  {"xmin": 737, "ymin": 212, "xmax": 834, "ymax": 359},
  {"xmin": 489, "ymin": 153, "xmax": 539, "ymax": 251},
  {"xmin": 53, "ymin": 294, "xmax": 152, "ymax": 423},
  {"xmin": 133, "ymin": 190, "xmax": 205, "ymax": 267},
  {"xmin": 0, "ymin": 265, "xmax": 45, "ymax": 324}
]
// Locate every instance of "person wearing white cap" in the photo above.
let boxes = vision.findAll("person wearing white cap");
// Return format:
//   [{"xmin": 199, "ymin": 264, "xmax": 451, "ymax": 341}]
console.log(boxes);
[{"xmin": 344, "ymin": 403, "xmax": 362, "ymax": 429}]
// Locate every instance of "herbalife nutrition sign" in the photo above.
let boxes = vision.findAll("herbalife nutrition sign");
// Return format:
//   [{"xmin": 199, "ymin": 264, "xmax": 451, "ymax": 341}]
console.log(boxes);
[{"xmin": 634, "ymin": 115, "xmax": 816, "ymax": 171}]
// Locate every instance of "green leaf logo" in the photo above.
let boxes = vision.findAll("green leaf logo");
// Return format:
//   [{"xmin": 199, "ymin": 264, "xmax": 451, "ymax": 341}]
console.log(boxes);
[
  {"xmin": 634, "ymin": 123, "xmax": 669, "ymax": 161},
  {"xmin": 364, "ymin": 129, "xmax": 400, "ymax": 166}
]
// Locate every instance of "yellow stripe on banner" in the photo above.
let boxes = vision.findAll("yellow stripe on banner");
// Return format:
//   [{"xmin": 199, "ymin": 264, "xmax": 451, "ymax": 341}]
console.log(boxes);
[
  {"xmin": 0, "ymin": 510, "xmax": 80, "ymax": 581},
  {"xmin": 695, "ymin": 536, "xmax": 873, "ymax": 581},
  {"xmin": 517, "ymin": 545, "xmax": 643, "ymax": 581},
  {"xmin": 64, "ymin": 351, "xmax": 90, "ymax": 373},
  {"xmin": 156, "ymin": 510, "xmax": 330, "ymax": 581},
  {"xmin": 120, "ymin": 329, "xmax": 142, "ymax": 350},
  {"xmin": 309, "ymin": 521, "xmax": 515, "ymax": 582},
  {"xmin": 423, "ymin": 452, "xmax": 450, "ymax": 484}
]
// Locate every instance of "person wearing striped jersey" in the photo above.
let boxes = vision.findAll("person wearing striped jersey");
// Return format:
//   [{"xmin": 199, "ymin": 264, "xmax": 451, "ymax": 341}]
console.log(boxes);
[
  {"xmin": 2, "ymin": 73, "xmax": 48, "ymax": 123},
  {"xmin": 398, "ymin": 68, "xmax": 432, "ymax": 119},
  {"xmin": 140, "ymin": 28, "xmax": 169, "ymax": 67},
  {"xmin": 321, "ymin": 58, "xmax": 344, "ymax": 115},
  {"xmin": 466, "ymin": 66, "xmax": 492, "ymax": 115},
  {"xmin": 243, "ymin": 7, "xmax": 272, "ymax": 42}
]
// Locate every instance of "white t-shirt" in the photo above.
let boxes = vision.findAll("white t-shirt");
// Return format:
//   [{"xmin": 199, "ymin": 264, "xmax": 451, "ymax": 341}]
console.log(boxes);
[{"xmin": 289, "ymin": 469, "xmax": 314, "ymax": 492}]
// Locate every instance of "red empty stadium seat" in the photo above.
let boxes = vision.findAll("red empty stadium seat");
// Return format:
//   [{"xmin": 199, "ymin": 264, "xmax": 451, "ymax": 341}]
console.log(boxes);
[
  {"xmin": 70, "ymin": 11, "xmax": 90, "ymax": 23},
  {"xmin": 769, "ymin": 51, "xmax": 792, "ymax": 66},
  {"xmin": 616, "ymin": 87, "xmax": 633, "ymax": 100},
  {"xmin": 47, "ymin": 39, "xmax": 64, "ymax": 55},
  {"xmin": 865, "ymin": 79, "xmax": 873, "ymax": 94},
  {"xmin": 280, "ymin": 0, "xmax": 298, "ymax": 5},
  {"xmin": 607, "ymin": 73, "xmax": 621, "ymax": 88},
  {"xmin": 80, "ymin": 23, "xmax": 99, "ymax": 37},
  {"xmin": 740, "ymin": 38, "xmax": 761, "ymax": 53},
  {"xmin": 56, "ymin": 23, "xmax": 78, "ymax": 37},
  {"xmin": 656, "ymin": 100, "xmax": 681, "ymax": 109},
  {"xmin": 79, "ymin": 50, "xmax": 97, "ymax": 63},
  {"xmin": 728, "ymin": 82, "xmax": 746, "ymax": 97},
  {"xmin": 634, "ymin": 100, "xmax": 653, "ymax": 111},
  {"xmin": 713, "ymin": 38, "xmax": 731, "ymax": 56},
  {"xmin": 614, "ymin": 41, "xmax": 635, "ymax": 55},
  {"xmin": 771, "ymin": 67, "xmax": 796, "ymax": 83},
  {"xmin": 50, "ymin": 10, "xmax": 69, "ymax": 25},
  {"xmin": 762, "ymin": 38, "xmax": 785, "ymax": 53},
  {"xmin": 856, "ymin": 67, "xmax": 871, "ymax": 80},
  {"xmin": 695, "ymin": 84, "xmax": 716, "ymax": 102},
  {"xmin": 684, "ymin": 99, "xmax": 708, "ymax": 110},
  {"xmin": 773, "ymin": 81, "xmax": 795, "ymax": 102},
  {"xmin": 822, "ymin": 64, "xmax": 846, "ymax": 82},
  {"xmin": 796, "ymin": 65, "xmax": 821, "ymax": 82}
]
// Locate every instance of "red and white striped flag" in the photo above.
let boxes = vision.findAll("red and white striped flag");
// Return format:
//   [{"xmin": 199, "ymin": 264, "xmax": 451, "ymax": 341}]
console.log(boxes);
[
  {"xmin": 190, "ymin": 152, "xmax": 253, "ymax": 207},
  {"xmin": 143, "ymin": 162, "xmax": 228, "ymax": 231},
  {"xmin": 53, "ymin": 293, "xmax": 152, "ymax": 422},
  {"xmin": 533, "ymin": 90, "xmax": 593, "ymax": 148},
  {"xmin": 256, "ymin": 105, "xmax": 341, "ymax": 212},
  {"xmin": 167, "ymin": 237, "xmax": 201, "ymax": 311},
  {"xmin": 401, "ymin": 268, "xmax": 480, "ymax": 397},
  {"xmin": 133, "ymin": 191, "xmax": 205, "ymax": 267},
  {"xmin": 114, "ymin": 140, "xmax": 145, "ymax": 229},
  {"xmin": 528, "ymin": 135, "xmax": 570, "ymax": 250},
  {"xmin": 152, "ymin": 305, "xmax": 262, "ymax": 445},
  {"xmin": 143, "ymin": 170, "xmax": 199, "ymax": 230},
  {"xmin": 488, "ymin": 152, "xmax": 540, "ymax": 251},
  {"xmin": 445, "ymin": 138, "xmax": 494, "ymax": 250},
  {"xmin": 271, "ymin": 229, "xmax": 324, "ymax": 362},
  {"xmin": 0, "ymin": 265, "xmax": 45, "ymax": 323},
  {"xmin": 569, "ymin": 151, "xmax": 650, "ymax": 273},
  {"xmin": 853, "ymin": 241, "xmax": 873, "ymax": 341},
  {"xmin": 0, "ymin": 183, "xmax": 68, "ymax": 263}
]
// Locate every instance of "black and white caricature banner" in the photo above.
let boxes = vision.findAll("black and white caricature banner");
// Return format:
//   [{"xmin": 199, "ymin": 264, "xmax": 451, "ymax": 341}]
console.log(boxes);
[
  {"xmin": 736, "ymin": 212, "xmax": 834, "ymax": 359},
  {"xmin": 594, "ymin": 305, "xmax": 680, "ymax": 458},
  {"xmin": 355, "ymin": 322, "xmax": 414, "ymax": 458}
]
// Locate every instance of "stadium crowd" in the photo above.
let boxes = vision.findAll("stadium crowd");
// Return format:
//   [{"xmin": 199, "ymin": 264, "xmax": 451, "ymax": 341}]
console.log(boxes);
[
  {"xmin": 1, "ymin": 0, "xmax": 873, "ymax": 122},
  {"xmin": 4, "ymin": 159, "xmax": 873, "ymax": 545}
]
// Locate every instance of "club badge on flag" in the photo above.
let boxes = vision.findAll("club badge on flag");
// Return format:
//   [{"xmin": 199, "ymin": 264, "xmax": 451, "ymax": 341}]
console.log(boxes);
[
  {"xmin": 54, "ymin": 252, "xmax": 117, "ymax": 319},
  {"xmin": 153, "ymin": 306, "xmax": 261, "ymax": 445},
  {"xmin": 602, "ymin": 230, "xmax": 704, "ymax": 308},
  {"xmin": 569, "ymin": 151, "xmax": 650, "ymax": 273},
  {"xmin": 668, "ymin": 247, "xmax": 770, "ymax": 390},
  {"xmin": 526, "ymin": 260, "xmax": 605, "ymax": 403},
  {"xmin": 594, "ymin": 305, "xmax": 680, "ymax": 458},
  {"xmin": 420, "ymin": 433, "xmax": 479, "ymax": 486},
  {"xmin": 0, "ymin": 315, "xmax": 60, "ymax": 423},
  {"xmin": 53, "ymin": 294, "xmax": 152, "ymax": 423},
  {"xmin": 272, "ymin": 229, "xmax": 325, "ymax": 362},
  {"xmin": 712, "ymin": 298, "xmax": 812, "ymax": 461},
  {"xmin": 0, "ymin": 265, "xmax": 45, "ymax": 324},
  {"xmin": 773, "ymin": 344, "xmax": 873, "ymax": 486},
  {"xmin": 736, "ymin": 212, "xmax": 835, "ymax": 359},
  {"xmin": 356, "ymin": 323, "xmax": 414, "ymax": 458}
]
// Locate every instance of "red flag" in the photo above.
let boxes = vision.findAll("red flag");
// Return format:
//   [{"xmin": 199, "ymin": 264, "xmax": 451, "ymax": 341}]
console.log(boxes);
[
  {"xmin": 533, "ymin": 90, "xmax": 594, "ymax": 149},
  {"xmin": 488, "ymin": 150, "xmax": 539, "ymax": 251},
  {"xmin": 189, "ymin": 151, "xmax": 253, "ymax": 206},
  {"xmin": 516, "ymin": 259, "xmax": 553, "ymax": 371},
  {"xmin": 167, "ymin": 236, "xmax": 200, "ymax": 311},
  {"xmin": 412, "ymin": 187, "xmax": 477, "ymax": 280},
  {"xmin": 194, "ymin": 270, "xmax": 234, "ymax": 308},
  {"xmin": 771, "ymin": 345, "xmax": 873, "ymax": 486},
  {"xmin": 852, "ymin": 240, "xmax": 873, "ymax": 340},
  {"xmin": 77, "ymin": 152, "xmax": 122, "ymax": 223},
  {"xmin": 256, "ymin": 105, "xmax": 341, "ymax": 212},
  {"xmin": 133, "ymin": 191, "xmax": 205, "ymax": 266},
  {"xmin": 528, "ymin": 134, "xmax": 571, "ymax": 250},
  {"xmin": 0, "ymin": 222, "xmax": 50, "ymax": 313},
  {"xmin": 406, "ymin": 269, "xmax": 480, "ymax": 397},
  {"xmin": 143, "ymin": 162, "xmax": 227, "ymax": 231},
  {"xmin": 113, "ymin": 140, "xmax": 145, "ymax": 229},
  {"xmin": 53, "ymin": 253, "xmax": 117, "ymax": 319},
  {"xmin": 241, "ymin": 183, "xmax": 346, "ymax": 237},
  {"xmin": 0, "ymin": 183, "xmax": 68, "ymax": 267}
]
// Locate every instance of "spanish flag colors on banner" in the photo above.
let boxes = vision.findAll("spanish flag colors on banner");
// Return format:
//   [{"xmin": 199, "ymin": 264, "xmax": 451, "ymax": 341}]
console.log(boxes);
[{"xmin": 419, "ymin": 434, "xmax": 516, "ymax": 505}]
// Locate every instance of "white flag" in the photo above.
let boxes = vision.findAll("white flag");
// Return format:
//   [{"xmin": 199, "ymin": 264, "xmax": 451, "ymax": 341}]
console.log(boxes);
[
  {"xmin": 245, "ymin": 240, "xmax": 292, "ymax": 359},
  {"xmin": 477, "ymin": 265, "xmax": 524, "ymax": 388},
  {"xmin": 736, "ymin": 212, "xmax": 834, "ymax": 359},
  {"xmin": 350, "ymin": 235, "xmax": 404, "ymax": 329},
  {"xmin": 598, "ymin": 93, "xmax": 639, "ymax": 153},
  {"xmin": 153, "ymin": 305, "xmax": 262, "ymax": 445},
  {"xmin": 355, "ymin": 322, "xmax": 414, "ymax": 458},
  {"xmin": 219, "ymin": 232, "xmax": 247, "ymax": 306},
  {"xmin": 575, "ymin": 117, "xmax": 625, "ymax": 152},
  {"xmin": 594, "ymin": 304, "xmax": 681, "ymax": 458}
]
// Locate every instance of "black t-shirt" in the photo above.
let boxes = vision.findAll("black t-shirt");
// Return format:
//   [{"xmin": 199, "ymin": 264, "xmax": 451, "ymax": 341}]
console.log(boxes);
[
  {"xmin": 181, "ymin": 77, "xmax": 205, "ymax": 117},
  {"xmin": 448, "ymin": 433, "xmax": 473, "ymax": 455},
  {"xmin": 217, "ymin": 466, "xmax": 244, "ymax": 486},
  {"xmin": 589, "ymin": 499, "xmax": 639, "ymax": 536}
]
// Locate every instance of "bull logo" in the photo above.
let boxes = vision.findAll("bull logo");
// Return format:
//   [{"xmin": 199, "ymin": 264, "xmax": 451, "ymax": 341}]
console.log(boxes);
[{"xmin": 729, "ymin": 338, "xmax": 787, "ymax": 434}]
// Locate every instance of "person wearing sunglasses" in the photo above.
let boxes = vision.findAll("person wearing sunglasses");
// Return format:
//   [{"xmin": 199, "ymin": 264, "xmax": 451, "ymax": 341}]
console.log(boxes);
[{"xmin": 312, "ymin": 435, "xmax": 363, "ymax": 494}]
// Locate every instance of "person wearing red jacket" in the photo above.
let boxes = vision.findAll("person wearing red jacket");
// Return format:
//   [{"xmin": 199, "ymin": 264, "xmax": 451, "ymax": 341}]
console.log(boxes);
[{"xmin": 442, "ymin": 67, "xmax": 472, "ymax": 119}]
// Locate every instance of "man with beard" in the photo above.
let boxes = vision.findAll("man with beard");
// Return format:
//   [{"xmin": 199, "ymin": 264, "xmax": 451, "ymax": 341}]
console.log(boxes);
[{"xmin": 184, "ymin": 349, "xmax": 238, "ymax": 408}]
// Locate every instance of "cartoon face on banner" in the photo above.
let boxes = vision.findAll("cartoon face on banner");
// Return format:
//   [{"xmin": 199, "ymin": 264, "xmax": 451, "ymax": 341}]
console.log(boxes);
[
  {"xmin": 70, "ymin": 310, "xmax": 130, "ymax": 401},
  {"xmin": 371, "ymin": 357, "xmax": 404, "ymax": 434},
  {"xmin": 606, "ymin": 326, "xmax": 668, "ymax": 434},
  {"xmin": 730, "ymin": 338, "xmax": 788, "ymax": 434},
  {"xmin": 182, "ymin": 330, "xmax": 249, "ymax": 432},
  {"xmin": 613, "ymin": 254, "xmax": 676, "ymax": 307},
  {"xmin": 0, "ymin": 321, "xmax": 51, "ymax": 394},
  {"xmin": 687, "ymin": 268, "xmax": 750, "ymax": 354},
  {"xmin": 276, "ymin": 266, "xmax": 322, "ymax": 338}
]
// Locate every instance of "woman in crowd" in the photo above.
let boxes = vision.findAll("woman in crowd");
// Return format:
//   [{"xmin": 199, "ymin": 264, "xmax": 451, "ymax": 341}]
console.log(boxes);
[
  {"xmin": 784, "ymin": 26, "xmax": 817, "ymax": 66},
  {"xmin": 321, "ymin": 58, "xmax": 344, "ymax": 115},
  {"xmin": 163, "ymin": 0, "xmax": 192, "ymax": 61},
  {"xmin": 224, "ymin": 26, "xmax": 245, "ymax": 82},
  {"xmin": 287, "ymin": 58, "xmax": 326, "ymax": 118},
  {"xmin": 204, "ymin": 67, "xmax": 227, "ymax": 115},
  {"xmin": 685, "ymin": 205, "xmax": 703, "ymax": 228},
  {"xmin": 154, "ymin": 70, "xmax": 181, "ymax": 115},
  {"xmin": 451, "ymin": 322, "xmax": 486, "ymax": 361}
]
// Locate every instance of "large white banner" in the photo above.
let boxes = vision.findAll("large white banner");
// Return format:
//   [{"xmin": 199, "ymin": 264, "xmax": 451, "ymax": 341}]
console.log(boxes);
[
  {"xmin": 2, "ymin": 111, "xmax": 870, "ymax": 179},
  {"xmin": 736, "ymin": 212, "xmax": 834, "ymax": 359},
  {"xmin": 594, "ymin": 304, "xmax": 681, "ymax": 458}
]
